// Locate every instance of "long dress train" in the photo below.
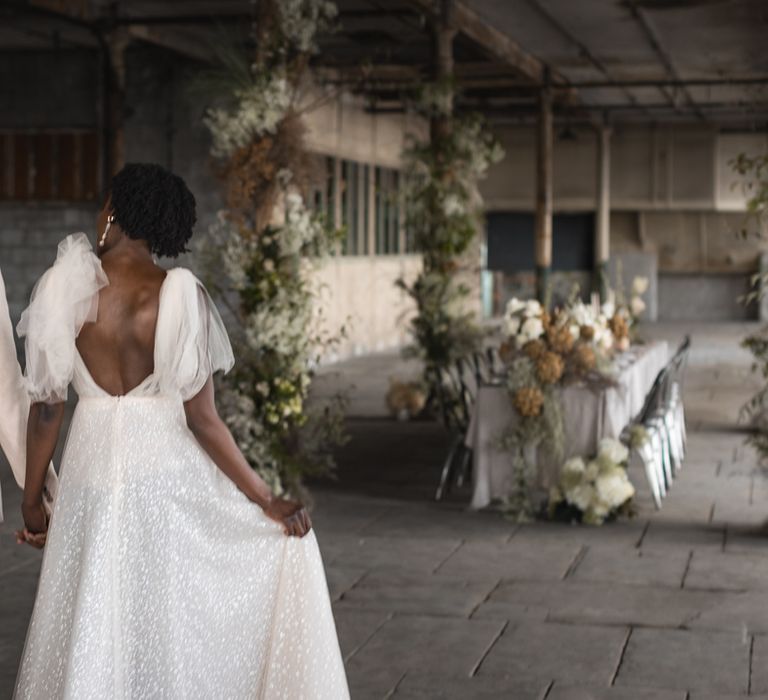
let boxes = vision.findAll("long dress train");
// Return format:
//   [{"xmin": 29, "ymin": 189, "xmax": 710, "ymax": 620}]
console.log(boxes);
[{"xmin": 9, "ymin": 233, "xmax": 350, "ymax": 699}]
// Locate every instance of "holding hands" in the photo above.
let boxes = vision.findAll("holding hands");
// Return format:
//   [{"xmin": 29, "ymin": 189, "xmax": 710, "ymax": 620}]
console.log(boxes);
[{"xmin": 16, "ymin": 500, "xmax": 49, "ymax": 549}]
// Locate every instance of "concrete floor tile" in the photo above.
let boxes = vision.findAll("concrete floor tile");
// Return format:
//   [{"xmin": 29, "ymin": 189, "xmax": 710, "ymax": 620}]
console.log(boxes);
[
  {"xmin": 331, "ymin": 606, "xmax": 392, "ymax": 659},
  {"xmin": 393, "ymin": 671, "xmax": 548, "ymax": 699},
  {"xmin": 325, "ymin": 564, "xmax": 368, "ymax": 601},
  {"xmin": 478, "ymin": 621, "xmax": 628, "ymax": 685},
  {"xmin": 547, "ymin": 685, "xmax": 685, "ymax": 700},
  {"xmin": 511, "ymin": 521, "xmax": 645, "ymax": 550},
  {"xmin": 724, "ymin": 524, "xmax": 768, "ymax": 554},
  {"xmin": 359, "ymin": 508, "xmax": 515, "ymax": 542},
  {"xmin": 436, "ymin": 539, "xmax": 581, "ymax": 581},
  {"xmin": 615, "ymin": 628, "xmax": 750, "ymax": 693},
  {"xmin": 685, "ymin": 591, "xmax": 768, "ymax": 634},
  {"xmin": 684, "ymin": 550, "xmax": 768, "ymax": 591},
  {"xmin": 711, "ymin": 500, "xmax": 767, "ymax": 528},
  {"xmin": 690, "ymin": 696, "xmax": 768, "ymax": 700},
  {"xmin": 639, "ymin": 521, "xmax": 724, "ymax": 552},
  {"xmin": 323, "ymin": 534, "xmax": 463, "ymax": 573},
  {"xmin": 570, "ymin": 547, "xmax": 690, "ymax": 588},
  {"xmin": 338, "ymin": 570, "xmax": 498, "ymax": 617},
  {"xmin": 474, "ymin": 579, "xmax": 719, "ymax": 629},
  {"xmin": 346, "ymin": 615, "xmax": 504, "ymax": 695},
  {"xmin": 749, "ymin": 635, "xmax": 768, "ymax": 693}
]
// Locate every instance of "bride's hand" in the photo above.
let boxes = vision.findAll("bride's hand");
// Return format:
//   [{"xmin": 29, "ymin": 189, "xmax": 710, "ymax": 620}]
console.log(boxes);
[
  {"xmin": 263, "ymin": 497, "xmax": 312, "ymax": 538},
  {"xmin": 16, "ymin": 501, "xmax": 49, "ymax": 549}
]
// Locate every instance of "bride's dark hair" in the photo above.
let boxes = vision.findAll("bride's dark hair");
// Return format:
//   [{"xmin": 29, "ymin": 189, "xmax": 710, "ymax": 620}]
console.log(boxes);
[{"xmin": 108, "ymin": 163, "xmax": 196, "ymax": 258}]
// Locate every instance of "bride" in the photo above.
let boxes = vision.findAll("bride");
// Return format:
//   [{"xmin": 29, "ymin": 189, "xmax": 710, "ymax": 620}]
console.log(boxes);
[{"xmin": 6, "ymin": 163, "xmax": 350, "ymax": 699}]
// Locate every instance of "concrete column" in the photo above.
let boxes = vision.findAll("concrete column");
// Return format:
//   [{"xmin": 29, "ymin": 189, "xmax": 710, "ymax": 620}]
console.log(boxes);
[
  {"xmin": 595, "ymin": 123, "xmax": 611, "ymax": 299},
  {"xmin": 534, "ymin": 80, "xmax": 553, "ymax": 305},
  {"xmin": 367, "ymin": 164, "xmax": 376, "ymax": 256}
]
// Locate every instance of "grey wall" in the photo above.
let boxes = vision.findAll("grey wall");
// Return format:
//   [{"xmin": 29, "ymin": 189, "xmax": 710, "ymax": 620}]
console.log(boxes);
[
  {"xmin": 0, "ymin": 44, "xmax": 224, "ymax": 334},
  {"xmin": 658, "ymin": 274, "xmax": 757, "ymax": 321}
]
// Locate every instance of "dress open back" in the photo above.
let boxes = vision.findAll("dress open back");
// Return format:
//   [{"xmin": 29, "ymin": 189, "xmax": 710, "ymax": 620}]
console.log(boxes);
[{"xmin": 11, "ymin": 233, "xmax": 350, "ymax": 699}]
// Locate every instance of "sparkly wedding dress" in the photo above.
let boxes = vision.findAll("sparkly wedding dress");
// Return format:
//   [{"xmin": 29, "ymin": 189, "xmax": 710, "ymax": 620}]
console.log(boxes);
[{"xmin": 9, "ymin": 233, "xmax": 350, "ymax": 699}]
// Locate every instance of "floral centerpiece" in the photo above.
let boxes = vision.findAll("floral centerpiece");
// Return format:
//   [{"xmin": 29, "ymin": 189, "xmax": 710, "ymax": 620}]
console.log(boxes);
[
  {"xmin": 497, "ymin": 294, "xmax": 635, "ymax": 522},
  {"xmin": 548, "ymin": 438, "xmax": 635, "ymax": 525}
]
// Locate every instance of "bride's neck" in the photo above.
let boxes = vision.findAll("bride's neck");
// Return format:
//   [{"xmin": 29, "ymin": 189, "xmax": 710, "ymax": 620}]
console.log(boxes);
[{"xmin": 101, "ymin": 235, "xmax": 154, "ymax": 266}]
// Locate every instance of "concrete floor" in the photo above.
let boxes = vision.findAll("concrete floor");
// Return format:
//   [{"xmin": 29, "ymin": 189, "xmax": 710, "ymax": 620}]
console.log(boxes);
[{"xmin": 2, "ymin": 322, "xmax": 768, "ymax": 699}]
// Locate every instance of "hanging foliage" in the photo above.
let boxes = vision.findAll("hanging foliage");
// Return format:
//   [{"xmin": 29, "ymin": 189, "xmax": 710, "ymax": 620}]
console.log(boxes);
[
  {"xmin": 397, "ymin": 79, "xmax": 504, "ymax": 387},
  {"xmin": 194, "ymin": 0, "xmax": 347, "ymax": 500}
]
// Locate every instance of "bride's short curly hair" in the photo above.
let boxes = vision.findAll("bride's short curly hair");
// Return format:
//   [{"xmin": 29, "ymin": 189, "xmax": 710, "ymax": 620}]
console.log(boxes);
[{"xmin": 108, "ymin": 163, "xmax": 196, "ymax": 258}]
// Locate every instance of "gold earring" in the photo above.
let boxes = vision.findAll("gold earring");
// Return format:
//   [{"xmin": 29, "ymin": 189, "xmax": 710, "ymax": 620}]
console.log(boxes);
[{"xmin": 99, "ymin": 215, "xmax": 115, "ymax": 248}]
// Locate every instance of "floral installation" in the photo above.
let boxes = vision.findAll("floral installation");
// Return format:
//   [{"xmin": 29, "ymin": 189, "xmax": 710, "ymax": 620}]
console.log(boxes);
[
  {"xmin": 194, "ymin": 0, "xmax": 348, "ymax": 500},
  {"xmin": 385, "ymin": 379, "xmax": 427, "ymax": 421},
  {"xmin": 730, "ymin": 152, "xmax": 768, "ymax": 460},
  {"xmin": 397, "ymin": 78, "xmax": 504, "ymax": 402},
  {"xmin": 548, "ymin": 438, "xmax": 636, "ymax": 525},
  {"xmin": 497, "ymin": 295, "xmax": 625, "ymax": 521}
]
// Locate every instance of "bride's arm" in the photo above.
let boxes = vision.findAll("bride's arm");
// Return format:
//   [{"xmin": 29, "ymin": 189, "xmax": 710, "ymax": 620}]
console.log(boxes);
[
  {"xmin": 21, "ymin": 402, "xmax": 65, "ymax": 542},
  {"xmin": 183, "ymin": 377, "xmax": 312, "ymax": 537}
]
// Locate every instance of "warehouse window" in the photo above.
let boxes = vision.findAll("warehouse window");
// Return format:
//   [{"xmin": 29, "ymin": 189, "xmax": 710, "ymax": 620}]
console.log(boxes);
[
  {"xmin": 308, "ymin": 154, "xmax": 408, "ymax": 256},
  {"xmin": 0, "ymin": 130, "xmax": 100, "ymax": 202}
]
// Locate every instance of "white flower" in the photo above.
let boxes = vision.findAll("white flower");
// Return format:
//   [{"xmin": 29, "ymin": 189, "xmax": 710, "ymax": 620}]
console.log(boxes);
[
  {"xmin": 595, "ymin": 469, "xmax": 635, "ymax": 508},
  {"xmin": 506, "ymin": 298, "xmax": 526, "ymax": 315},
  {"xmin": 597, "ymin": 329, "xmax": 614, "ymax": 351},
  {"xmin": 589, "ymin": 496, "xmax": 612, "ymax": 518},
  {"xmin": 566, "ymin": 483, "xmax": 596, "ymax": 512},
  {"xmin": 630, "ymin": 296, "xmax": 646, "ymax": 317},
  {"xmin": 598, "ymin": 438, "xmax": 629, "ymax": 465},
  {"xmin": 632, "ymin": 276, "xmax": 650, "ymax": 295},
  {"xmin": 264, "ymin": 258, "xmax": 275, "ymax": 272},
  {"xmin": 585, "ymin": 460, "xmax": 600, "ymax": 481},
  {"xmin": 569, "ymin": 324, "xmax": 580, "ymax": 340},
  {"xmin": 255, "ymin": 381, "xmax": 270, "ymax": 397},
  {"xmin": 563, "ymin": 457, "xmax": 586, "ymax": 475},
  {"xmin": 524, "ymin": 299, "xmax": 542, "ymax": 317},
  {"xmin": 442, "ymin": 194, "xmax": 464, "ymax": 217},
  {"xmin": 504, "ymin": 316, "xmax": 521, "ymax": 337},
  {"xmin": 519, "ymin": 317, "xmax": 544, "ymax": 342},
  {"xmin": 601, "ymin": 300, "xmax": 616, "ymax": 319}
]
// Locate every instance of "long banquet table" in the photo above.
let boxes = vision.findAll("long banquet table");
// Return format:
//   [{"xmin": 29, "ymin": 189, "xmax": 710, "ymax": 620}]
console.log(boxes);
[{"xmin": 465, "ymin": 341, "xmax": 669, "ymax": 510}]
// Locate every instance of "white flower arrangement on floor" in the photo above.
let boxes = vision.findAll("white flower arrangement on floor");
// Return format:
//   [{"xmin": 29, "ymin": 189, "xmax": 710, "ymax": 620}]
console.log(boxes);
[{"xmin": 549, "ymin": 437, "xmax": 636, "ymax": 525}]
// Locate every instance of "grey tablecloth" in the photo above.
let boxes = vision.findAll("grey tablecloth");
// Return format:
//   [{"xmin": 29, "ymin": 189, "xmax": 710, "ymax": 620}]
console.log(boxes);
[{"xmin": 466, "ymin": 341, "xmax": 669, "ymax": 509}]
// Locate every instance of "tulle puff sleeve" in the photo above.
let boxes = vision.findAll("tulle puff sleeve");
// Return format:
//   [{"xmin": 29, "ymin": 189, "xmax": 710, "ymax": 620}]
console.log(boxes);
[
  {"xmin": 154, "ymin": 268, "xmax": 234, "ymax": 400},
  {"xmin": 16, "ymin": 232, "xmax": 108, "ymax": 404}
]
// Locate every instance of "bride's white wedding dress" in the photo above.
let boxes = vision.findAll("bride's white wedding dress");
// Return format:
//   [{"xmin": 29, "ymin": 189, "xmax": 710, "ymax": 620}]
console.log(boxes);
[{"xmin": 8, "ymin": 233, "xmax": 350, "ymax": 699}]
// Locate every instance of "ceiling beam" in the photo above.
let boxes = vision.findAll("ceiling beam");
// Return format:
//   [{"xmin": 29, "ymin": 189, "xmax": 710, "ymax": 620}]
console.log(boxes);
[
  {"xmin": 523, "ymin": 0, "xmax": 652, "ymax": 119},
  {"xmin": 408, "ymin": 0, "xmax": 558, "ymax": 86},
  {"xmin": 625, "ymin": 0, "xmax": 707, "ymax": 122},
  {"xmin": 125, "ymin": 25, "xmax": 213, "ymax": 63}
]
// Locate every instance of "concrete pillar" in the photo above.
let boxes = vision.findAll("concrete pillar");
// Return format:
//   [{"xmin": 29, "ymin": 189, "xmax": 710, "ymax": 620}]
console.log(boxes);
[
  {"xmin": 534, "ymin": 79, "xmax": 553, "ymax": 305},
  {"xmin": 595, "ymin": 123, "xmax": 611, "ymax": 299}
]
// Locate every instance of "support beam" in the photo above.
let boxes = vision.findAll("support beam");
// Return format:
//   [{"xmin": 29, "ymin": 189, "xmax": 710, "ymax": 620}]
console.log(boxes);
[
  {"xmin": 525, "ymin": 0, "xmax": 650, "ymax": 120},
  {"xmin": 535, "ymin": 78, "xmax": 553, "ymax": 305},
  {"xmin": 625, "ymin": 0, "xmax": 707, "ymax": 122},
  {"xmin": 410, "ymin": 0, "xmax": 567, "ymax": 90},
  {"xmin": 595, "ymin": 123, "xmax": 611, "ymax": 299},
  {"xmin": 429, "ymin": 0, "xmax": 456, "ymax": 161}
]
